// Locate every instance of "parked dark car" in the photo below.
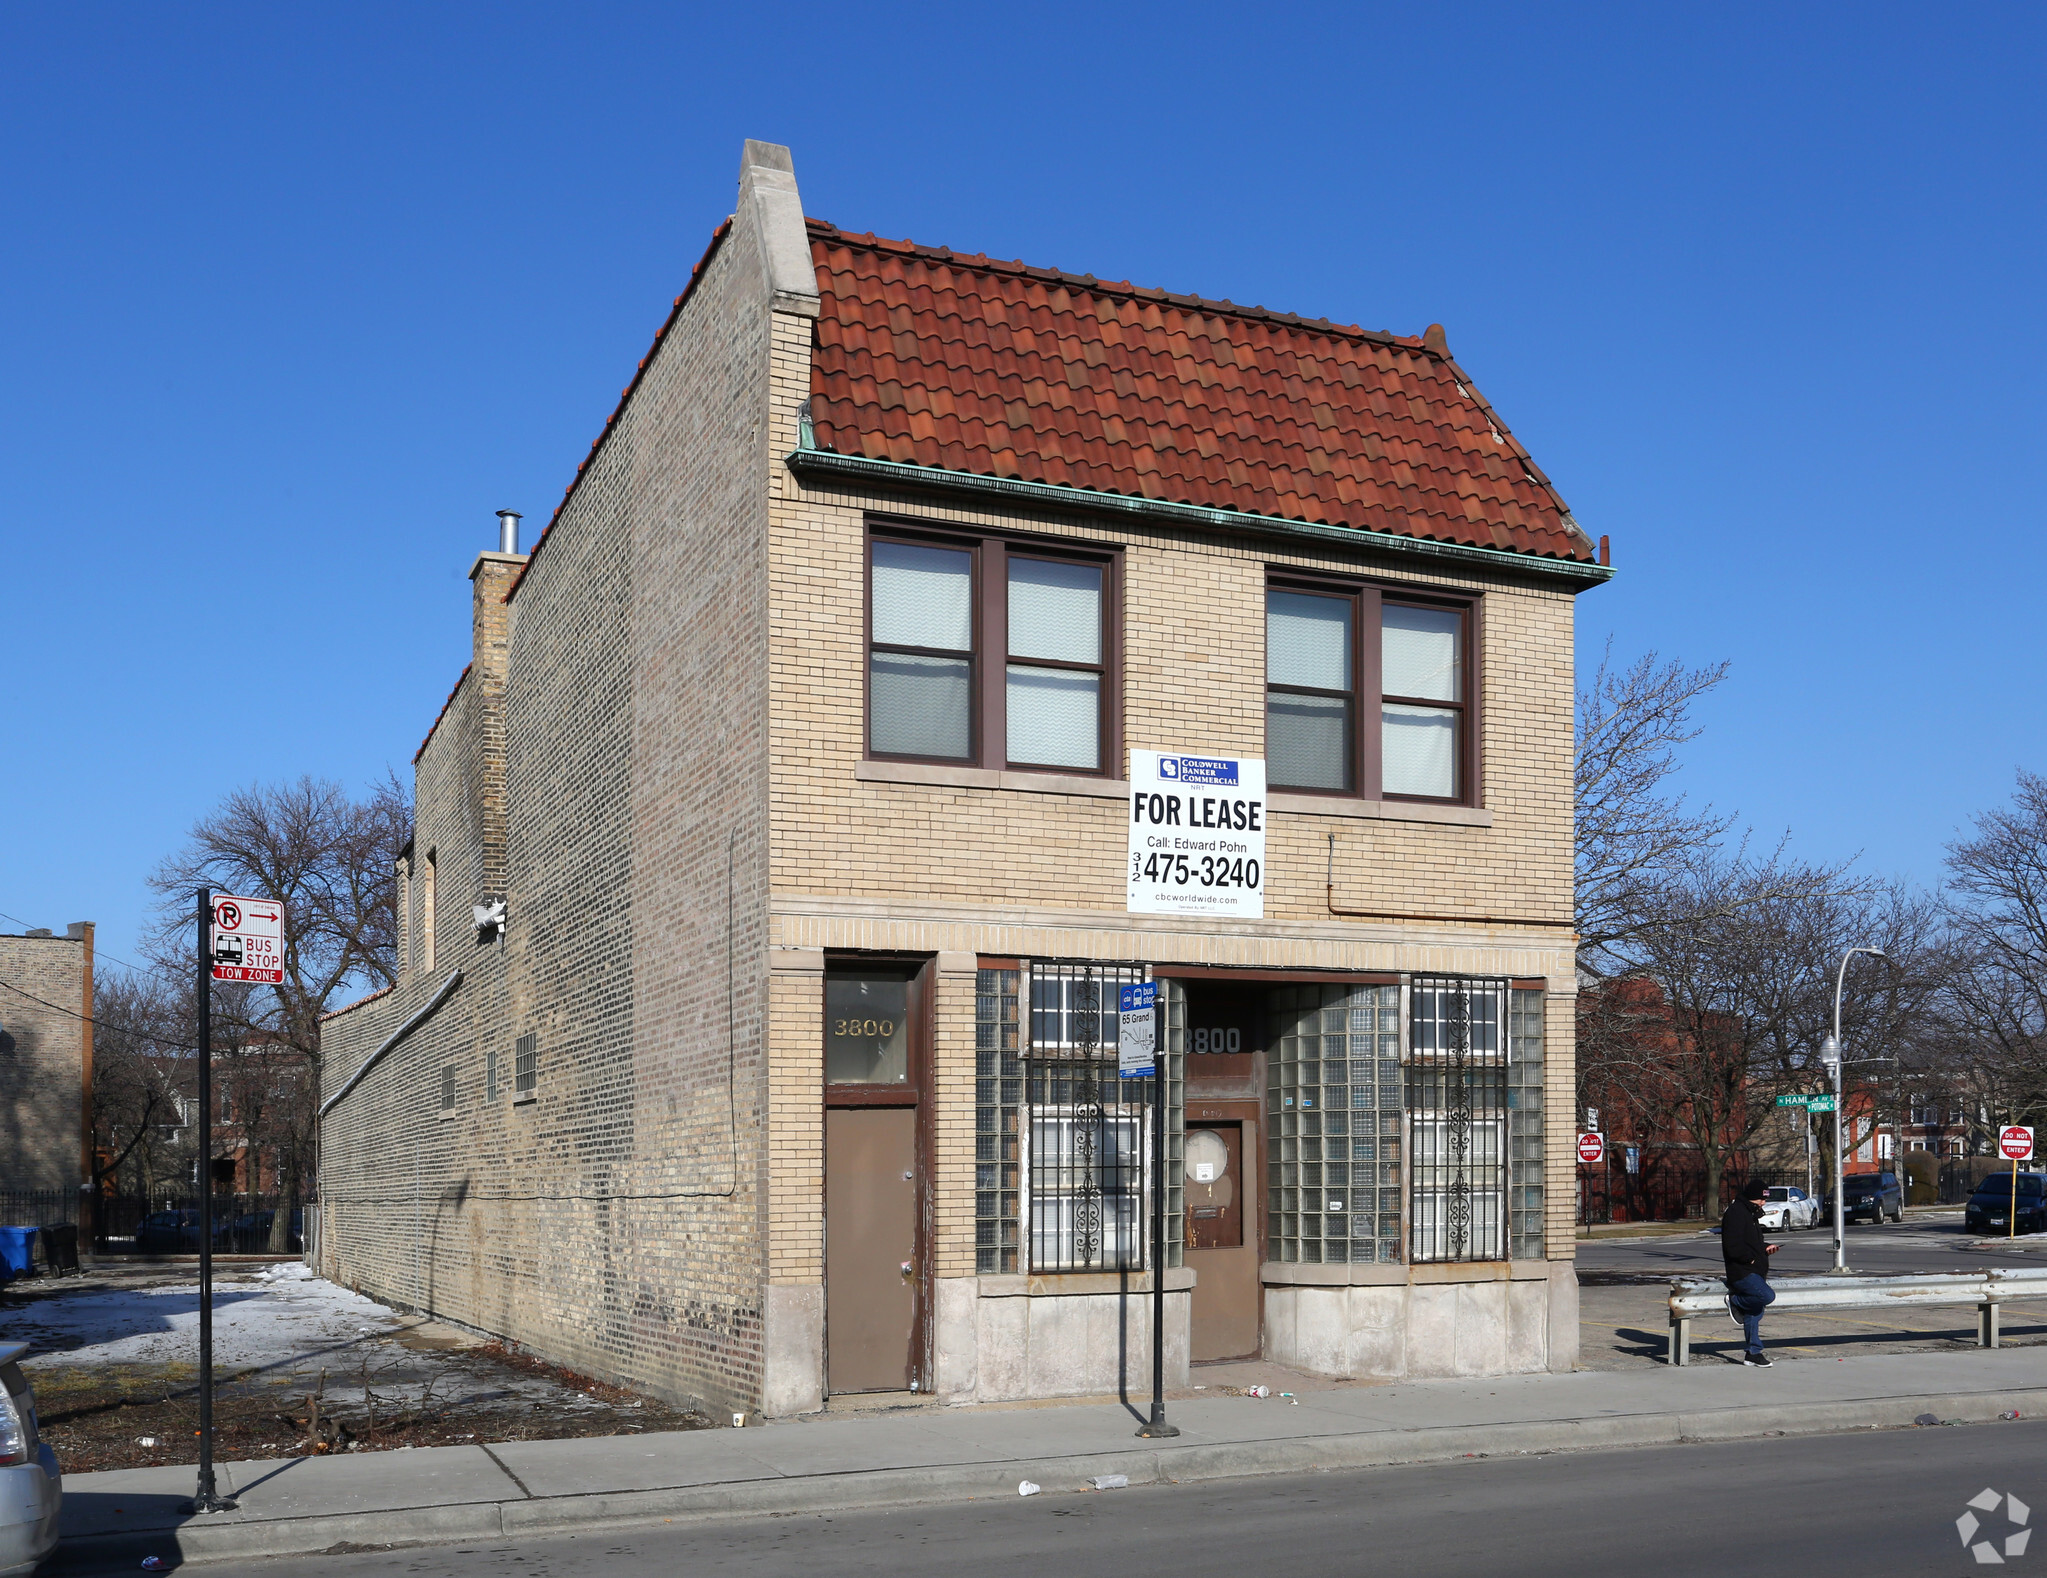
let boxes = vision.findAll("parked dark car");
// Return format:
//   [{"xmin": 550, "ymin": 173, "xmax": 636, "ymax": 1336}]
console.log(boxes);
[
  {"xmin": 1824, "ymin": 1171, "xmax": 1903, "ymax": 1225},
  {"xmin": 133, "ymin": 1210, "xmax": 201, "ymax": 1253},
  {"xmin": 1965, "ymin": 1172, "xmax": 2047, "ymax": 1236}
]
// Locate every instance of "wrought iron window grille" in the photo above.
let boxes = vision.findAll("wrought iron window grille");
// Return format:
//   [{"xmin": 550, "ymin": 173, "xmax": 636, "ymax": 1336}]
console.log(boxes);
[
  {"xmin": 1020, "ymin": 961, "xmax": 1169, "ymax": 1274},
  {"xmin": 1408, "ymin": 974, "xmax": 1510, "ymax": 1263}
]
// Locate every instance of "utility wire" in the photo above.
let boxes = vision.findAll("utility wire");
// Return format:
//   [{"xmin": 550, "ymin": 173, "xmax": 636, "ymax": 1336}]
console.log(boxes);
[{"xmin": 0, "ymin": 975, "xmax": 202, "ymax": 1052}]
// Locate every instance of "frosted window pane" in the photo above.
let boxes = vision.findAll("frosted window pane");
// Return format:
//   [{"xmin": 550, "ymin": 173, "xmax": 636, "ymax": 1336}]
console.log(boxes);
[
  {"xmin": 872, "ymin": 653, "xmax": 971, "ymax": 757},
  {"xmin": 1269, "ymin": 692, "xmax": 1349, "ymax": 790},
  {"xmin": 1267, "ymin": 592, "xmax": 1351, "ymax": 691},
  {"xmin": 1383, "ymin": 704, "xmax": 1456, "ymax": 797},
  {"xmin": 1382, "ymin": 605, "xmax": 1460, "ymax": 700},
  {"xmin": 1007, "ymin": 665, "xmax": 1099, "ymax": 769},
  {"xmin": 1010, "ymin": 559, "xmax": 1101, "ymax": 664},
  {"xmin": 873, "ymin": 542, "xmax": 972, "ymax": 651}
]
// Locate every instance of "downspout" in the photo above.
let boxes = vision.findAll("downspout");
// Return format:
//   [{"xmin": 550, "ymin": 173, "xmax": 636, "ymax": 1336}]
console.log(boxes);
[
  {"xmin": 1324, "ymin": 832, "xmax": 1575, "ymax": 929},
  {"xmin": 318, "ymin": 971, "xmax": 463, "ymax": 1119}
]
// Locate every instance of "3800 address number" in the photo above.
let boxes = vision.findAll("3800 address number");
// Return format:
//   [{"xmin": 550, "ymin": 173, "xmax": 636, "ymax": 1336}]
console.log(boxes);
[{"xmin": 1130, "ymin": 852, "xmax": 1261, "ymax": 889}]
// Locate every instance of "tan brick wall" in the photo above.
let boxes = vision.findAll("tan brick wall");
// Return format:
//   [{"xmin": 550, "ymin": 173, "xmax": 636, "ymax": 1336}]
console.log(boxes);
[
  {"xmin": 0, "ymin": 933, "xmax": 86, "ymax": 1195},
  {"xmin": 321, "ymin": 181, "xmax": 789, "ymax": 1418}
]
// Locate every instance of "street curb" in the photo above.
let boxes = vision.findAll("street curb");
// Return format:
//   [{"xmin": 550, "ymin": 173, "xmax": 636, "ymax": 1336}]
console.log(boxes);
[{"xmin": 51, "ymin": 1386, "xmax": 2047, "ymax": 1569}]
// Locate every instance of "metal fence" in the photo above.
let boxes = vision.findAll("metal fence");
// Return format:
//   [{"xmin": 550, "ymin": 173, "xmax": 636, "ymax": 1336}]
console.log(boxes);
[
  {"xmin": 95, "ymin": 1193, "xmax": 305, "ymax": 1254},
  {"xmin": 0, "ymin": 1190, "xmax": 80, "ymax": 1230}
]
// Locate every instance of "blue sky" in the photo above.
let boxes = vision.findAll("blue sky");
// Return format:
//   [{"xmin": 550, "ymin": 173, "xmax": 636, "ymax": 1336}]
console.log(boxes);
[{"xmin": 3, "ymin": 3, "xmax": 2042, "ymax": 975}]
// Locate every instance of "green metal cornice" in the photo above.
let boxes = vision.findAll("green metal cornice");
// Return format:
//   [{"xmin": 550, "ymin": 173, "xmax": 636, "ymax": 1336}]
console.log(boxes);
[{"xmin": 784, "ymin": 446, "xmax": 1615, "ymax": 589}]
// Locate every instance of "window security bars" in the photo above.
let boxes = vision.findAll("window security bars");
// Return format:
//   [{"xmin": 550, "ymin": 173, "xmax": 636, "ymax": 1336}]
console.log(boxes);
[
  {"xmin": 975, "ymin": 967, "xmax": 1022, "ymax": 1273},
  {"xmin": 514, "ymin": 1033, "xmax": 538, "ymax": 1095},
  {"xmin": 1022, "ymin": 961, "xmax": 1176, "ymax": 1274},
  {"xmin": 1408, "ymin": 975, "xmax": 1509, "ymax": 1263},
  {"xmin": 1267, "ymin": 982, "xmax": 1404, "ymax": 1265},
  {"xmin": 1507, "ymin": 989, "xmax": 1546, "ymax": 1260}
]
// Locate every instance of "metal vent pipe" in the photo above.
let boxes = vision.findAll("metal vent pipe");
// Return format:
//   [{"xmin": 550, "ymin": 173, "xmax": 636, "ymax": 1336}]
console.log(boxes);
[{"xmin": 496, "ymin": 509, "xmax": 523, "ymax": 554}]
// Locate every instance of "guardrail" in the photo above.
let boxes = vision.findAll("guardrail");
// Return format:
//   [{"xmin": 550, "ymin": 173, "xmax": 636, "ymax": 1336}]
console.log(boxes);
[{"xmin": 1666, "ymin": 1268, "xmax": 2047, "ymax": 1365}]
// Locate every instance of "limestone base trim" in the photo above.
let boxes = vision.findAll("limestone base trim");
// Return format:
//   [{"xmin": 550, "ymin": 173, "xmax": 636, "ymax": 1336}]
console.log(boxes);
[{"xmin": 1263, "ymin": 1261, "xmax": 1578, "ymax": 1379}]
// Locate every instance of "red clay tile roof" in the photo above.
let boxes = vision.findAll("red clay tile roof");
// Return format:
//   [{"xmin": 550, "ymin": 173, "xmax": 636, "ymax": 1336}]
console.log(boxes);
[{"xmin": 806, "ymin": 222, "xmax": 1592, "ymax": 564}]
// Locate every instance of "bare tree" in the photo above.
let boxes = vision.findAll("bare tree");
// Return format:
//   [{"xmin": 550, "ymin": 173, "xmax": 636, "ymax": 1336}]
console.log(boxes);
[
  {"xmin": 1574, "ymin": 646, "xmax": 1732, "ymax": 974},
  {"xmin": 89, "ymin": 969, "xmax": 197, "ymax": 1200},
  {"xmin": 1580, "ymin": 847, "xmax": 1871, "ymax": 1212},
  {"xmin": 1943, "ymin": 770, "xmax": 2047, "ymax": 1126},
  {"xmin": 145, "ymin": 774, "xmax": 410, "ymax": 1244}
]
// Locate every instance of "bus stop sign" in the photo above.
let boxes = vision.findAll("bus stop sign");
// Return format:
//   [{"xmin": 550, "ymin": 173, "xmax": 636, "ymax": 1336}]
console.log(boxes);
[{"xmin": 211, "ymin": 894, "xmax": 285, "ymax": 983}]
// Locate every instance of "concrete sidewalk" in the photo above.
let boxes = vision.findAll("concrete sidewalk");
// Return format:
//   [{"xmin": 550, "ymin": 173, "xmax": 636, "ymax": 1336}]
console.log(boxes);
[{"xmin": 52, "ymin": 1346, "xmax": 2047, "ymax": 1569}]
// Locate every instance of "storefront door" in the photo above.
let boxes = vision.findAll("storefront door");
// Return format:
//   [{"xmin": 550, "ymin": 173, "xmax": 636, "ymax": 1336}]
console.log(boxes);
[
  {"xmin": 1184, "ymin": 1117, "xmax": 1259, "ymax": 1359},
  {"xmin": 823, "ymin": 961, "xmax": 928, "ymax": 1394},
  {"xmin": 825, "ymin": 1106, "xmax": 917, "ymax": 1391}
]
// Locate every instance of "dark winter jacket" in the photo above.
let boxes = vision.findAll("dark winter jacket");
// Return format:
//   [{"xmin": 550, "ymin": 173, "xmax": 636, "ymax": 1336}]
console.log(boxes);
[{"xmin": 1722, "ymin": 1199, "xmax": 1770, "ymax": 1285}]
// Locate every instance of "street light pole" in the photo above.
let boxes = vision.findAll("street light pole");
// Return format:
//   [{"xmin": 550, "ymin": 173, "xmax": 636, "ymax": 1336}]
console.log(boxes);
[{"xmin": 1824, "ymin": 946, "xmax": 1889, "ymax": 1275}]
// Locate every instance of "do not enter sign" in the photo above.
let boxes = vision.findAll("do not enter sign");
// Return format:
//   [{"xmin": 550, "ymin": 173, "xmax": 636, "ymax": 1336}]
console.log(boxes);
[
  {"xmin": 1578, "ymin": 1132, "xmax": 1606, "ymax": 1165},
  {"xmin": 2001, "ymin": 1126, "xmax": 2034, "ymax": 1162}
]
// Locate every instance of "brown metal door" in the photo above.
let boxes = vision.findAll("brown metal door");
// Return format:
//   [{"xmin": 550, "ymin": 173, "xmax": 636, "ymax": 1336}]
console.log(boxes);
[
  {"xmin": 825, "ymin": 1106, "xmax": 917, "ymax": 1392},
  {"xmin": 1185, "ymin": 1121, "xmax": 1258, "ymax": 1360}
]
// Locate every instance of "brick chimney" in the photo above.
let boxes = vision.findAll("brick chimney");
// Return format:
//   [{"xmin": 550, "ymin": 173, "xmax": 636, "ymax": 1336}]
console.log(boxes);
[{"xmin": 470, "ymin": 512, "xmax": 527, "ymax": 914}]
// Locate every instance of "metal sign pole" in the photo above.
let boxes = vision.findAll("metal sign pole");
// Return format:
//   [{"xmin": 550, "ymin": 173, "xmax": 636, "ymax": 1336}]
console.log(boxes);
[
  {"xmin": 1137, "ymin": 991, "xmax": 1177, "ymax": 1440},
  {"xmin": 189, "ymin": 888, "xmax": 234, "ymax": 1514}
]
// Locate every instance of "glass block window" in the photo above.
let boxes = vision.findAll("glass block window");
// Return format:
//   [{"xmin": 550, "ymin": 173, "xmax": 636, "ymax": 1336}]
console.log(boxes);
[
  {"xmin": 974, "ymin": 967, "xmax": 1022, "ymax": 1273},
  {"xmin": 1508, "ymin": 989, "xmax": 1546, "ymax": 1259},
  {"xmin": 1021, "ymin": 961, "xmax": 1180, "ymax": 1273},
  {"xmin": 1408, "ymin": 975, "xmax": 1509, "ymax": 1263},
  {"xmin": 1266, "ymin": 982, "xmax": 1403, "ymax": 1265}
]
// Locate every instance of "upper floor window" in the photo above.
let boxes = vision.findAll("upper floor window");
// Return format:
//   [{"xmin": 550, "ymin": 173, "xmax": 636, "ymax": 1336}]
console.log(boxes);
[
  {"xmin": 1265, "ymin": 580, "xmax": 1473, "ymax": 802},
  {"xmin": 867, "ymin": 529, "xmax": 1115, "ymax": 775}
]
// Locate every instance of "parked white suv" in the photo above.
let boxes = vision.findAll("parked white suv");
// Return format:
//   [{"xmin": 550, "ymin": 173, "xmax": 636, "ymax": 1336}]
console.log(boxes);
[
  {"xmin": 1759, "ymin": 1186, "xmax": 1822, "ymax": 1231},
  {"xmin": 0, "ymin": 1343, "xmax": 60, "ymax": 1577}
]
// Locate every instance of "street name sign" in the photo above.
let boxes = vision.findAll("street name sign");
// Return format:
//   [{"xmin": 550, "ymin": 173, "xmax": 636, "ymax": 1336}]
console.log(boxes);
[
  {"xmin": 1117, "ymin": 982, "xmax": 1158, "ymax": 1078},
  {"xmin": 1806, "ymin": 1094, "xmax": 1839, "ymax": 1113},
  {"xmin": 1577, "ymin": 1132, "xmax": 1605, "ymax": 1165},
  {"xmin": 1775, "ymin": 1094, "xmax": 1812, "ymax": 1107},
  {"xmin": 210, "ymin": 894, "xmax": 284, "ymax": 983},
  {"xmin": 2001, "ymin": 1126, "xmax": 2035, "ymax": 1162},
  {"xmin": 1127, "ymin": 751, "xmax": 1265, "ymax": 918}
]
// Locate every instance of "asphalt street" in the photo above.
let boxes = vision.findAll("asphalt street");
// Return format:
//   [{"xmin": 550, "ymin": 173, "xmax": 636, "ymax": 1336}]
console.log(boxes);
[
  {"xmin": 140, "ymin": 1421, "xmax": 2047, "ymax": 1578},
  {"xmin": 1576, "ymin": 1211, "xmax": 2047, "ymax": 1369}
]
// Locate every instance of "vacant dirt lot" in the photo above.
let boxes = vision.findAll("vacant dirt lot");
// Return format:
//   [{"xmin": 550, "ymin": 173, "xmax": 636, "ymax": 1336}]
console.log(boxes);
[{"xmin": 4, "ymin": 1261, "xmax": 708, "ymax": 1472}]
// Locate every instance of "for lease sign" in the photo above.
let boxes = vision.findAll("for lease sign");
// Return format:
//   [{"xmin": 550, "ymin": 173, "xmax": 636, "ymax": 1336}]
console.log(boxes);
[{"xmin": 1127, "ymin": 750, "xmax": 1265, "ymax": 918}]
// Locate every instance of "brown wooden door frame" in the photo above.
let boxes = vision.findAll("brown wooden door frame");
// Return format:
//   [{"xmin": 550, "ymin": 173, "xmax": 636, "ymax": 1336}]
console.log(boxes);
[{"xmin": 823, "ymin": 953, "xmax": 934, "ymax": 1394}]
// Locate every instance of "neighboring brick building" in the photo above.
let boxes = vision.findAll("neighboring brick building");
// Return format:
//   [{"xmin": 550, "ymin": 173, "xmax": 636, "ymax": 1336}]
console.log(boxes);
[
  {"xmin": 0, "ymin": 924, "xmax": 92, "ymax": 1199},
  {"xmin": 318, "ymin": 141, "xmax": 1610, "ymax": 1420}
]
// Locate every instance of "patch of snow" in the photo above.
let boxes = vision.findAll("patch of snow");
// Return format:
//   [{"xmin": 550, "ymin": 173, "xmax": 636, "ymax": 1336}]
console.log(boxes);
[{"xmin": 14, "ymin": 1273, "xmax": 404, "ymax": 1370}]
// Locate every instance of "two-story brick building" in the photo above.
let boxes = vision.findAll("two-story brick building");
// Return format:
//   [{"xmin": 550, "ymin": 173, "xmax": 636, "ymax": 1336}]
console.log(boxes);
[
  {"xmin": 317, "ymin": 140, "xmax": 1611, "ymax": 1421},
  {"xmin": 0, "ymin": 924, "xmax": 92, "ymax": 1204}
]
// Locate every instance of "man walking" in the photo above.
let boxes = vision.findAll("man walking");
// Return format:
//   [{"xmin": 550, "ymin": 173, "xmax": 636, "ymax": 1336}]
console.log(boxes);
[{"xmin": 1723, "ymin": 1178, "xmax": 1779, "ymax": 1367}]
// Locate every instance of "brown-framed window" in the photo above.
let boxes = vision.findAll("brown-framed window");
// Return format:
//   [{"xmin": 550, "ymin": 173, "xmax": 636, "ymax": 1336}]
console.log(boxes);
[
  {"xmin": 1265, "ymin": 578, "xmax": 1475, "ymax": 802},
  {"xmin": 867, "ymin": 526, "xmax": 1118, "ymax": 775}
]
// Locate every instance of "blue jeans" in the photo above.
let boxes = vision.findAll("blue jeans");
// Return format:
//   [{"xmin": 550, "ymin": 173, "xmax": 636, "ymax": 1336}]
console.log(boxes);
[{"xmin": 1728, "ymin": 1272, "xmax": 1775, "ymax": 1354}]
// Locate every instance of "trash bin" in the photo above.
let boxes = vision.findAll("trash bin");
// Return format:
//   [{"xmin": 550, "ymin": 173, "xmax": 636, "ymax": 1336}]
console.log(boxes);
[
  {"xmin": 0, "ymin": 1226, "xmax": 38, "ymax": 1281},
  {"xmin": 39, "ymin": 1223, "xmax": 79, "ymax": 1275}
]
